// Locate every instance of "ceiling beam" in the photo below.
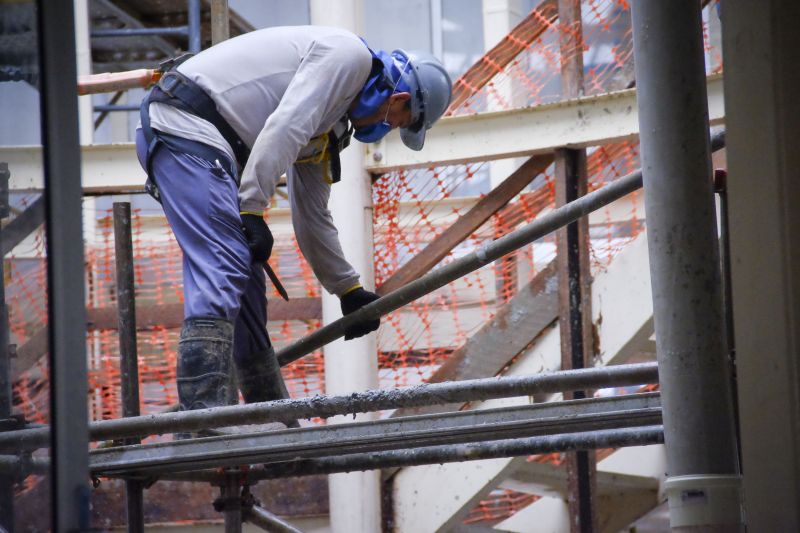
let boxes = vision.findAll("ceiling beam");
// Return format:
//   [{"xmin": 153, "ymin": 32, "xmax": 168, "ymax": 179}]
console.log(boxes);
[{"xmin": 365, "ymin": 74, "xmax": 724, "ymax": 173}]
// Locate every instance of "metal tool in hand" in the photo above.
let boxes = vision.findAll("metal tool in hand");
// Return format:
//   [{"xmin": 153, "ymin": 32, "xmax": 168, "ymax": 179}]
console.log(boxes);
[{"xmin": 264, "ymin": 262, "xmax": 289, "ymax": 301}]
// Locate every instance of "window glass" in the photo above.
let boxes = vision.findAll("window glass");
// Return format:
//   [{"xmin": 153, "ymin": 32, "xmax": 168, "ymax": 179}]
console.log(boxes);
[
  {"xmin": 362, "ymin": 0, "xmax": 432, "ymax": 54},
  {"xmin": 441, "ymin": 0, "xmax": 484, "ymax": 80},
  {"xmin": 229, "ymin": 0, "xmax": 310, "ymax": 29}
]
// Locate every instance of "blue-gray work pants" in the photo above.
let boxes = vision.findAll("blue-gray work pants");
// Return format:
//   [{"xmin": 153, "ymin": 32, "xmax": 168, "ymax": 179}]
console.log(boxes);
[{"xmin": 135, "ymin": 129, "xmax": 272, "ymax": 366}]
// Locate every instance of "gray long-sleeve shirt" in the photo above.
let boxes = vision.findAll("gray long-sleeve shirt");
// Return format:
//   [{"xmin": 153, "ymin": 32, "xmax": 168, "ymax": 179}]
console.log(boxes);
[{"xmin": 148, "ymin": 26, "xmax": 373, "ymax": 296}]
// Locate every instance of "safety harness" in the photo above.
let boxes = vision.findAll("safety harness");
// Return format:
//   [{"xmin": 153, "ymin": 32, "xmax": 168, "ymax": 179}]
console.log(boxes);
[{"xmin": 139, "ymin": 54, "xmax": 352, "ymax": 201}]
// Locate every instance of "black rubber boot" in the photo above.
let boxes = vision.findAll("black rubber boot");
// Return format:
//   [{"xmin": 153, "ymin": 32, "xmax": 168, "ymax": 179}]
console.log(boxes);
[
  {"xmin": 236, "ymin": 345, "xmax": 290, "ymax": 403},
  {"xmin": 236, "ymin": 345, "xmax": 300, "ymax": 428},
  {"xmin": 177, "ymin": 316, "xmax": 234, "ymax": 412}
]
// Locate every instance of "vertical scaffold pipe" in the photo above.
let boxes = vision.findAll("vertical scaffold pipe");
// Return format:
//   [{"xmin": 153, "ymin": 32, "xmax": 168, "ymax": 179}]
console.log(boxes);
[
  {"xmin": 630, "ymin": 1, "xmax": 742, "ymax": 530},
  {"xmin": 187, "ymin": 0, "xmax": 201, "ymax": 54},
  {"xmin": 113, "ymin": 202, "xmax": 144, "ymax": 533}
]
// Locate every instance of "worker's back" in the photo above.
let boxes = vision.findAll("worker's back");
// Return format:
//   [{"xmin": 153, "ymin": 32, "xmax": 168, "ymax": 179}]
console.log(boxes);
[{"xmin": 148, "ymin": 25, "xmax": 372, "ymax": 160}]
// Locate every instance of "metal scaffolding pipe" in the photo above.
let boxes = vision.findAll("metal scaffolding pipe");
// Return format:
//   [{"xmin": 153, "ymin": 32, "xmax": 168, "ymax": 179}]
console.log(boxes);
[
  {"xmin": 631, "ymin": 1, "xmax": 741, "ymax": 529},
  {"xmin": 161, "ymin": 426, "xmax": 664, "ymax": 483},
  {"xmin": 39, "ymin": 1, "xmax": 91, "ymax": 527},
  {"xmin": 91, "ymin": 26, "xmax": 188, "ymax": 38},
  {"xmin": 114, "ymin": 202, "xmax": 144, "ymax": 533},
  {"xmin": 0, "ymin": 408, "xmax": 660, "ymax": 482},
  {"xmin": 0, "ymin": 363, "xmax": 657, "ymax": 452},
  {"xmin": 255, "ymin": 426, "xmax": 664, "ymax": 481},
  {"xmin": 90, "ymin": 394, "xmax": 660, "ymax": 477},
  {"xmin": 245, "ymin": 505, "xmax": 304, "ymax": 533},
  {"xmin": 187, "ymin": 0, "xmax": 201, "ymax": 54},
  {"xmin": 0, "ymin": 165, "xmax": 13, "ymax": 530},
  {"xmin": 93, "ymin": 104, "xmax": 140, "ymax": 112},
  {"xmin": 0, "ymin": 455, "xmax": 50, "ymax": 478},
  {"xmin": 276, "ymin": 130, "xmax": 726, "ymax": 367},
  {"xmin": 221, "ymin": 475, "xmax": 242, "ymax": 533}
]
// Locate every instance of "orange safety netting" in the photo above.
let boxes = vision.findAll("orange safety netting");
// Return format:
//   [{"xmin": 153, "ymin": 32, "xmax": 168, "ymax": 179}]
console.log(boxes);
[{"xmin": 5, "ymin": 0, "xmax": 721, "ymax": 521}]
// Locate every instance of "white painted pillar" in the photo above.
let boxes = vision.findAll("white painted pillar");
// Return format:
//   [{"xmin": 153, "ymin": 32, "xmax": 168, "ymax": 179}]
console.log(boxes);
[
  {"xmin": 723, "ymin": 2, "xmax": 800, "ymax": 530},
  {"xmin": 73, "ymin": 0, "xmax": 93, "ymax": 145},
  {"xmin": 309, "ymin": 3, "xmax": 381, "ymax": 533},
  {"xmin": 482, "ymin": 0, "xmax": 526, "ymax": 186},
  {"xmin": 482, "ymin": 0, "xmax": 527, "ymax": 296}
]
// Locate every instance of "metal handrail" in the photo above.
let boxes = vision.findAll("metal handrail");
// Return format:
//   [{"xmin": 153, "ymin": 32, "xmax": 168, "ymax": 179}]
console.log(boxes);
[
  {"xmin": 0, "ymin": 362, "xmax": 657, "ymax": 453},
  {"xmin": 276, "ymin": 130, "xmax": 726, "ymax": 366}
]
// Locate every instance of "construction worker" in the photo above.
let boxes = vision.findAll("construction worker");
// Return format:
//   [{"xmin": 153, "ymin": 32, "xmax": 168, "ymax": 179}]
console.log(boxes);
[{"xmin": 135, "ymin": 26, "xmax": 452, "ymax": 421}]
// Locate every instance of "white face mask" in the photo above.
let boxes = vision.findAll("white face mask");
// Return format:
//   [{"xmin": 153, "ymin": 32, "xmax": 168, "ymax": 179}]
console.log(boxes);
[{"xmin": 382, "ymin": 55, "xmax": 412, "ymax": 128}]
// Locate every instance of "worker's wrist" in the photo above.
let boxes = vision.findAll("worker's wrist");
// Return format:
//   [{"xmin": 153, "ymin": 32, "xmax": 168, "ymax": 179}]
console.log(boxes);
[
  {"xmin": 240, "ymin": 211, "xmax": 264, "ymax": 217},
  {"xmin": 341, "ymin": 283, "xmax": 362, "ymax": 297}
]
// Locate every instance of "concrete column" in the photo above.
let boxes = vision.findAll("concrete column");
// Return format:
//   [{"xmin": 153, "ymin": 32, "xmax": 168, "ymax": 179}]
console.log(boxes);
[
  {"xmin": 309, "ymin": 3, "xmax": 381, "ymax": 533},
  {"xmin": 74, "ymin": 0, "xmax": 93, "ymax": 145},
  {"xmin": 482, "ymin": 0, "xmax": 525, "ymax": 188},
  {"xmin": 631, "ymin": 1, "xmax": 742, "ymax": 530},
  {"xmin": 721, "ymin": 1, "xmax": 800, "ymax": 531},
  {"xmin": 482, "ymin": 0, "xmax": 526, "ymax": 300}
]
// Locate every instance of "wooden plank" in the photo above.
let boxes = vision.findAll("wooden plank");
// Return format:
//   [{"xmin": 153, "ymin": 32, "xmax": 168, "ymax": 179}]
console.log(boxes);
[
  {"xmin": 447, "ymin": 0, "xmax": 559, "ymax": 114},
  {"xmin": 85, "ymin": 297, "xmax": 321, "ymax": 330},
  {"xmin": 501, "ymin": 460, "xmax": 658, "ymax": 497},
  {"xmin": 377, "ymin": 154, "xmax": 553, "ymax": 296},
  {"xmin": 1, "ymin": 195, "xmax": 44, "ymax": 256},
  {"xmin": 12, "ymin": 297, "xmax": 321, "ymax": 379}
]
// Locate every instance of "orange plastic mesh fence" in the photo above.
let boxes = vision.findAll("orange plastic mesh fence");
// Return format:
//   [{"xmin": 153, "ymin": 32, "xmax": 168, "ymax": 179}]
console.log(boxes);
[{"xmin": 6, "ymin": 0, "xmax": 720, "ymax": 519}]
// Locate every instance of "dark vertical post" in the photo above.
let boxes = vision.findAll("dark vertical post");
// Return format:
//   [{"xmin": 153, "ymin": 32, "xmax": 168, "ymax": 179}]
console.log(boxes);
[
  {"xmin": 631, "ymin": 0, "xmax": 742, "ymax": 529},
  {"xmin": 714, "ymin": 168, "xmax": 741, "ymax": 467},
  {"xmin": 556, "ymin": 1, "xmax": 596, "ymax": 531},
  {"xmin": 113, "ymin": 203, "xmax": 144, "ymax": 532},
  {"xmin": 0, "ymin": 164, "xmax": 14, "ymax": 530},
  {"xmin": 222, "ymin": 474, "xmax": 243, "ymax": 533},
  {"xmin": 37, "ymin": 1, "xmax": 91, "ymax": 529},
  {"xmin": 187, "ymin": 0, "xmax": 202, "ymax": 54}
]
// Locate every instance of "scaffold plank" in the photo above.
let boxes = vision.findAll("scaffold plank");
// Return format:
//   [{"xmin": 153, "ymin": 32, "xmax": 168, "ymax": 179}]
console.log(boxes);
[
  {"xmin": 365, "ymin": 75, "xmax": 724, "ymax": 173},
  {"xmin": 89, "ymin": 394, "xmax": 661, "ymax": 477}
]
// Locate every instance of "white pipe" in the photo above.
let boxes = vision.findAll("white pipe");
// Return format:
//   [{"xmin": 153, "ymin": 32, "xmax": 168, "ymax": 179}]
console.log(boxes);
[
  {"xmin": 73, "ymin": 0, "xmax": 94, "ymax": 145},
  {"xmin": 309, "ymin": 3, "xmax": 381, "ymax": 533}
]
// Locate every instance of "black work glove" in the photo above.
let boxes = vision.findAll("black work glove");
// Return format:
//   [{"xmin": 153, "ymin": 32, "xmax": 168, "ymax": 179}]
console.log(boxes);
[
  {"xmin": 340, "ymin": 287, "xmax": 381, "ymax": 340},
  {"xmin": 240, "ymin": 213, "xmax": 273, "ymax": 263}
]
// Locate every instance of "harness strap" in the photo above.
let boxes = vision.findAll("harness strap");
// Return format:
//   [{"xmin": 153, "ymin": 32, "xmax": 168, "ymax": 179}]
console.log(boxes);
[{"xmin": 152, "ymin": 71, "xmax": 251, "ymax": 169}]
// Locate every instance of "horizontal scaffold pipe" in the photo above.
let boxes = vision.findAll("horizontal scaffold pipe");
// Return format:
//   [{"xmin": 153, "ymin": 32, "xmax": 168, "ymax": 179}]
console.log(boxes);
[
  {"xmin": 90, "ymin": 394, "xmax": 660, "ymax": 476},
  {"xmin": 276, "ymin": 130, "xmax": 726, "ymax": 366},
  {"xmin": 0, "ymin": 363, "xmax": 658, "ymax": 453},
  {"xmin": 244, "ymin": 505, "xmax": 306, "ymax": 533},
  {"xmin": 160, "ymin": 426, "xmax": 665, "ymax": 484},
  {"xmin": 12, "ymin": 425, "xmax": 664, "ymax": 484}
]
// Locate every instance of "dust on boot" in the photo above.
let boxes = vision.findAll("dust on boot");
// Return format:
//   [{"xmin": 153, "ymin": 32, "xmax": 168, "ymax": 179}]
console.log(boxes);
[{"xmin": 236, "ymin": 345, "xmax": 300, "ymax": 428}]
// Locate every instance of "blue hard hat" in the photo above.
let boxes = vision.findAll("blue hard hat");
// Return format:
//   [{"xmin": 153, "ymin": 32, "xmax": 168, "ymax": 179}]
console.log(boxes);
[{"xmin": 392, "ymin": 50, "xmax": 452, "ymax": 151}]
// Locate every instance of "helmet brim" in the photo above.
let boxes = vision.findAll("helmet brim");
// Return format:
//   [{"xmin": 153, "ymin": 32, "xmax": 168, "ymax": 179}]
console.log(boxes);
[{"xmin": 400, "ymin": 125, "xmax": 426, "ymax": 151}]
